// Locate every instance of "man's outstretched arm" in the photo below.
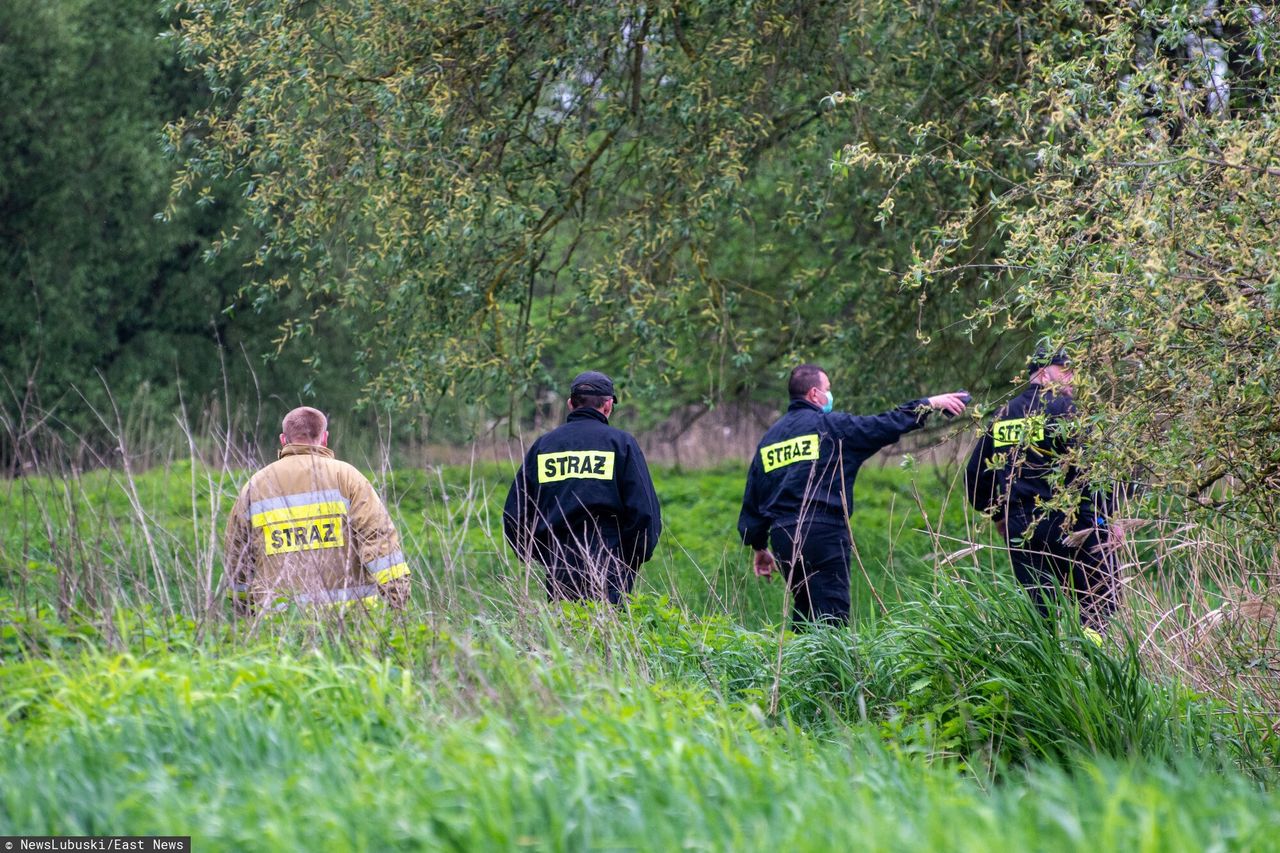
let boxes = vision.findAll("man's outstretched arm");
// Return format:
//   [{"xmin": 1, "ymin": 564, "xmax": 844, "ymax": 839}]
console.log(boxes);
[{"xmin": 831, "ymin": 392, "xmax": 969, "ymax": 451}]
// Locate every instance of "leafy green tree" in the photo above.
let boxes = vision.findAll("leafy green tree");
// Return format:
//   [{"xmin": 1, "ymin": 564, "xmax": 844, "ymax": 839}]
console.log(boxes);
[
  {"xmin": 0, "ymin": 0, "xmax": 368, "ymax": 465},
  {"xmin": 850, "ymin": 1, "xmax": 1280, "ymax": 531},
  {"xmin": 167, "ymin": 0, "xmax": 1041, "ymax": 418}
]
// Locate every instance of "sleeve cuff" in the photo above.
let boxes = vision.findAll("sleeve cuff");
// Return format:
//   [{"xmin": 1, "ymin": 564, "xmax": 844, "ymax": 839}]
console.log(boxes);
[{"xmin": 366, "ymin": 551, "xmax": 411, "ymax": 584}]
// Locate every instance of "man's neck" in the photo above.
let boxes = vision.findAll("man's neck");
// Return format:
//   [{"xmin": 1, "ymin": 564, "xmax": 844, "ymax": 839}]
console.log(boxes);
[
  {"xmin": 279, "ymin": 442, "xmax": 334, "ymax": 459},
  {"xmin": 568, "ymin": 407, "xmax": 608, "ymax": 424}
]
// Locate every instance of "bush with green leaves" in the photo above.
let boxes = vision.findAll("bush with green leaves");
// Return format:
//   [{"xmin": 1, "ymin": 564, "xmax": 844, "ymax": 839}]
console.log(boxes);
[{"xmin": 846, "ymin": 1, "xmax": 1280, "ymax": 536}]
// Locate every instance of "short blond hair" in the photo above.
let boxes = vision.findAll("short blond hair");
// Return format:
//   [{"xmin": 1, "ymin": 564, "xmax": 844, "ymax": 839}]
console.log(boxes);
[{"xmin": 281, "ymin": 406, "xmax": 328, "ymax": 444}]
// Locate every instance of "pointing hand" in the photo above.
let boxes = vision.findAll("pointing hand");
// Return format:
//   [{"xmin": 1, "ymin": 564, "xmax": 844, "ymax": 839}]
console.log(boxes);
[{"xmin": 927, "ymin": 392, "xmax": 970, "ymax": 417}]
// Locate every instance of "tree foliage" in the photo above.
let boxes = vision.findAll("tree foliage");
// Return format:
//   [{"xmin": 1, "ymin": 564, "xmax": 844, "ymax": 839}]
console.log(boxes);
[
  {"xmin": 8, "ymin": 0, "xmax": 1280, "ymax": 538},
  {"xmin": 0, "ymin": 0, "xmax": 370, "ymax": 464},
  {"xmin": 0, "ymin": 1, "xmax": 227, "ymax": 407},
  {"xmin": 850, "ymin": 1, "xmax": 1280, "ymax": 530},
  {"xmin": 168, "ymin": 0, "xmax": 1042, "ymax": 414}
]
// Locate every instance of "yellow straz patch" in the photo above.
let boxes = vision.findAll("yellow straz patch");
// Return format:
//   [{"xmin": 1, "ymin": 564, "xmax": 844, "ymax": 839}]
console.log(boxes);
[
  {"xmin": 537, "ymin": 450, "xmax": 616, "ymax": 483},
  {"xmin": 992, "ymin": 416, "xmax": 1047, "ymax": 448},
  {"xmin": 262, "ymin": 517, "xmax": 345, "ymax": 556},
  {"xmin": 760, "ymin": 433, "xmax": 820, "ymax": 473}
]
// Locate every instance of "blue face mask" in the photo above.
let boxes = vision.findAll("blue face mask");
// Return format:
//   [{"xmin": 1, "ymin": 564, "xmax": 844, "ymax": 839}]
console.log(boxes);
[{"xmin": 822, "ymin": 390, "xmax": 834, "ymax": 414}]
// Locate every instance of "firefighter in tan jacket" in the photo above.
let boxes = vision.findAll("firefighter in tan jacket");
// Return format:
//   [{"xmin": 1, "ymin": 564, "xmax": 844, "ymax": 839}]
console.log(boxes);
[{"xmin": 224, "ymin": 406, "xmax": 410, "ymax": 614}]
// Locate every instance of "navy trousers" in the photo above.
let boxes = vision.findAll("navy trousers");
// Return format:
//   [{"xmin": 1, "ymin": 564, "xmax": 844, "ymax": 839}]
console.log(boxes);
[
  {"xmin": 770, "ymin": 523, "xmax": 853, "ymax": 628},
  {"xmin": 543, "ymin": 550, "xmax": 637, "ymax": 605},
  {"xmin": 1006, "ymin": 507, "xmax": 1115, "ymax": 629}
]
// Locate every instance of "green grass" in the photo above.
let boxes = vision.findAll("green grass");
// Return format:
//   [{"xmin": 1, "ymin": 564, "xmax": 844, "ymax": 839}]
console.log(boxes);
[
  {"xmin": 0, "ymin": 458, "xmax": 986, "ymax": 629},
  {"xmin": 1, "ymin": 616, "xmax": 1277, "ymax": 850},
  {"xmin": 367, "ymin": 459, "xmax": 987, "ymax": 627},
  {"xmin": 1, "ymin": 461, "xmax": 1278, "ymax": 849}
]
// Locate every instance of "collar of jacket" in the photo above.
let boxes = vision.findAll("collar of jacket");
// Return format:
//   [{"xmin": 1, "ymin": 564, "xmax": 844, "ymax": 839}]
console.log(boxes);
[
  {"xmin": 787, "ymin": 398, "xmax": 821, "ymax": 413},
  {"xmin": 567, "ymin": 407, "xmax": 609, "ymax": 425},
  {"xmin": 279, "ymin": 443, "xmax": 336, "ymax": 460}
]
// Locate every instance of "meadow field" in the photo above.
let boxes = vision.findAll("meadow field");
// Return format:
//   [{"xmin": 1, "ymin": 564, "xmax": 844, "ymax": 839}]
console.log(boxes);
[
  {"xmin": 10, "ymin": 1, "xmax": 1280, "ymax": 848},
  {"xmin": 2, "ymin": 455, "xmax": 1279, "ymax": 850}
]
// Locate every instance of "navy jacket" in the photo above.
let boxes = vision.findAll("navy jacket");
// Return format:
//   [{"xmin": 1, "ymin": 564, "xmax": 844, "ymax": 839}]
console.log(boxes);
[
  {"xmin": 737, "ymin": 398, "xmax": 930, "ymax": 549},
  {"xmin": 995, "ymin": 383, "xmax": 1105, "ymax": 521},
  {"xmin": 503, "ymin": 408, "xmax": 661, "ymax": 570},
  {"xmin": 964, "ymin": 405, "xmax": 1006, "ymax": 521}
]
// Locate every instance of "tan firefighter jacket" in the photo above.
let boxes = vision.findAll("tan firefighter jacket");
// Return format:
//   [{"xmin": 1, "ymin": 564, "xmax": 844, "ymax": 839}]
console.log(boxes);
[{"xmin": 223, "ymin": 443, "xmax": 410, "ymax": 612}]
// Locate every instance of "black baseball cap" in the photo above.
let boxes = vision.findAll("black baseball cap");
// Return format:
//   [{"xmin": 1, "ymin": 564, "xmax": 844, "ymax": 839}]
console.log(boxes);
[
  {"xmin": 1028, "ymin": 345, "xmax": 1070, "ymax": 372},
  {"xmin": 570, "ymin": 370, "xmax": 616, "ymax": 398}
]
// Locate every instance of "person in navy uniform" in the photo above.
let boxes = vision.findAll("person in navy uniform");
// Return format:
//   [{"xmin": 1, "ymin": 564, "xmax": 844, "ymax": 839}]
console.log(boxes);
[
  {"xmin": 994, "ymin": 347, "xmax": 1116, "ymax": 631},
  {"xmin": 739, "ymin": 364, "xmax": 968, "ymax": 627},
  {"xmin": 504, "ymin": 371, "xmax": 662, "ymax": 603}
]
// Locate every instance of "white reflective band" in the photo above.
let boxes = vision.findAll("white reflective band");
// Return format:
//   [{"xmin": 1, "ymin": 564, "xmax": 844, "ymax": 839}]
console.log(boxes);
[
  {"xmin": 244, "ymin": 489, "xmax": 350, "ymax": 522},
  {"xmin": 364, "ymin": 552, "xmax": 405, "ymax": 573},
  {"xmin": 261, "ymin": 586, "xmax": 382, "ymax": 613},
  {"xmin": 291, "ymin": 584, "xmax": 380, "ymax": 604}
]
